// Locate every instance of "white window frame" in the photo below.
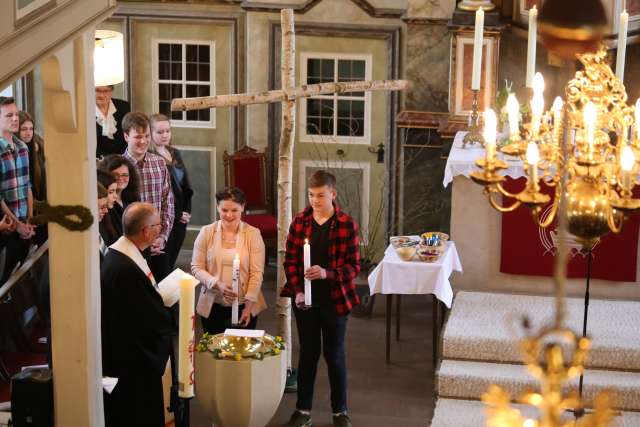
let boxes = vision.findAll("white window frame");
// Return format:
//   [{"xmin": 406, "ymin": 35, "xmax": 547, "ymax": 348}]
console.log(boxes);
[
  {"xmin": 151, "ymin": 38, "xmax": 216, "ymax": 129},
  {"xmin": 300, "ymin": 52, "xmax": 372, "ymax": 145}
]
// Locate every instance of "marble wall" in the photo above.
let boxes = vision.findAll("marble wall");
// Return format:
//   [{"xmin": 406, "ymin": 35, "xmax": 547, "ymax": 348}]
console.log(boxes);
[{"xmin": 405, "ymin": 22, "xmax": 450, "ymax": 111}]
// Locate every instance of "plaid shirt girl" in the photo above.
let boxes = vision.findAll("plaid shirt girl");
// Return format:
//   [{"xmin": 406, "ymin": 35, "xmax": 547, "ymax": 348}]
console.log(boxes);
[{"xmin": 281, "ymin": 204, "xmax": 360, "ymax": 315}]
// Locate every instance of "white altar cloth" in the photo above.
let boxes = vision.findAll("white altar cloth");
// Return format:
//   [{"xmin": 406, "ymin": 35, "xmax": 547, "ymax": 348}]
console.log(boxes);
[
  {"xmin": 367, "ymin": 240, "xmax": 463, "ymax": 308},
  {"xmin": 443, "ymin": 131, "xmax": 526, "ymax": 187}
]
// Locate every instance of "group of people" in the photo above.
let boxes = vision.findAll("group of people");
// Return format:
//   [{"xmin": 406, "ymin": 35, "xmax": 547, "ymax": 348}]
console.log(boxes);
[
  {"xmin": 0, "ymin": 96, "xmax": 46, "ymax": 285},
  {"xmin": 2, "ymin": 87, "xmax": 362, "ymax": 427},
  {"xmin": 103, "ymin": 169, "xmax": 361, "ymax": 427}
]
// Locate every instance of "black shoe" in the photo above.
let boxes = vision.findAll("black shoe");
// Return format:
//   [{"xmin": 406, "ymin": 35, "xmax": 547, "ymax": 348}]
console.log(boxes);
[
  {"xmin": 333, "ymin": 413, "xmax": 352, "ymax": 427},
  {"xmin": 285, "ymin": 368, "xmax": 298, "ymax": 393},
  {"xmin": 285, "ymin": 410, "xmax": 313, "ymax": 427}
]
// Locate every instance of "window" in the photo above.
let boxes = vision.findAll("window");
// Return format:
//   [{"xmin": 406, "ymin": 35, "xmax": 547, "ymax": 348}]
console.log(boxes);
[
  {"xmin": 301, "ymin": 53, "xmax": 371, "ymax": 144},
  {"xmin": 153, "ymin": 40, "xmax": 215, "ymax": 128}
]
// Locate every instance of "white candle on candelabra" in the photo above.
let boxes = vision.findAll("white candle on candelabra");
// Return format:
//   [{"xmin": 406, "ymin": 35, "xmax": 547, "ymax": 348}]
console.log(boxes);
[
  {"xmin": 303, "ymin": 239, "xmax": 312, "ymax": 306},
  {"xmin": 552, "ymin": 96, "xmax": 563, "ymax": 142},
  {"xmin": 483, "ymin": 108, "xmax": 497, "ymax": 163},
  {"xmin": 506, "ymin": 94, "xmax": 520, "ymax": 139},
  {"xmin": 616, "ymin": 8, "xmax": 629, "ymax": 81},
  {"xmin": 526, "ymin": 142, "xmax": 540, "ymax": 188},
  {"xmin": 232, "ymin": 253, "xmax": 240, "ymax": 324},
  {"xmin": 178, "ymin": 275, "xmax": 196, "ymax": 398},
  {"xmin": 471, "ymin": 8, "xmax": 484, "ymax": 91},
  {"xmin": 621, "ymin": 145, "xmax": 635, "ymax": 190},
  {"xmin": 526, "ymin": 5, "xmax": 538, "ymax": 88}
]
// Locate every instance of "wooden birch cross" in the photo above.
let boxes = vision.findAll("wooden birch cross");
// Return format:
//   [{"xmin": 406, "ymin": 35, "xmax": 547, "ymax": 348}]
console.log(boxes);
[{"xmin": 171, "ymin": 8, "xmax": 409, "ymax": 368}]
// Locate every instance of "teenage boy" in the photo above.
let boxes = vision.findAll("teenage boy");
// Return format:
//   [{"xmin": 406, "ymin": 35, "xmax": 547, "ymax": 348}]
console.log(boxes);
[
  {"xmin": 281, "ymin": 170, "xmax": 360, "ymax": 427},
  {"xmin": 0, "ymin": 97, "xmax": 34, "ymax": 283},
  {"xmin": 122, "ymin": 112, "xmax": 174, "ymax": 281}
]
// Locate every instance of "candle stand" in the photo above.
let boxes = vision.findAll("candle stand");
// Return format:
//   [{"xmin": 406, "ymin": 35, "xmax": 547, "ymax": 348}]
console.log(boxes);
[{"xmin": 462, "ymin": 89, "xmax": 486, "ymax": 148}]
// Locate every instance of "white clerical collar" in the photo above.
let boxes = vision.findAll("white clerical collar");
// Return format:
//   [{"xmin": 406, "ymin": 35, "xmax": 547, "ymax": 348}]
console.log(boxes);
[{"xmin": 110, "ymin": 236, "xmax": 156, "ymax": 286}]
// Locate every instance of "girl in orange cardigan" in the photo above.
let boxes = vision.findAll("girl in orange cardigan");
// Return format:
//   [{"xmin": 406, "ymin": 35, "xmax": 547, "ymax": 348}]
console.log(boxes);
[{"xmin": 191, "ymin": 187, "xmax": 267, "ymax": 334}]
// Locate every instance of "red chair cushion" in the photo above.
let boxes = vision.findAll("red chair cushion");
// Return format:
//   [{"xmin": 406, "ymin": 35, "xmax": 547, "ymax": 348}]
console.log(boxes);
[
  {"xmin": 232, "ymin": 158, "xmax": 264, "ymax": 209},
  {"xmin": 243, "ymin": 214, "xmax": 277, "ymax": 238}
]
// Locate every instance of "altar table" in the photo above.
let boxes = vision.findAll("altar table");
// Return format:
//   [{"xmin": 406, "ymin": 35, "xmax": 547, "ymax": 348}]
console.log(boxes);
[{"xmin": 368, "ymin": 241, "xmax": 462, "ymax": 364}]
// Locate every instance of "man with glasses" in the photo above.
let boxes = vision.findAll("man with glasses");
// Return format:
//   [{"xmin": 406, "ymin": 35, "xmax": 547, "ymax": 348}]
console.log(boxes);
[{"xmin": 101, "ymin": 202, "xmax": 174, "ymax": 427}]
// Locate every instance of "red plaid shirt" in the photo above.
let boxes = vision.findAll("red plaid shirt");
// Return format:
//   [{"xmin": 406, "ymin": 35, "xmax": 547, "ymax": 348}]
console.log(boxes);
[
  {"xmin": 124, "ymin": 150, "xmax": 174, "ymax": 242},
  {"xmin": 280, "ymin": 204, "xmax": 360, "ymax": 315}
]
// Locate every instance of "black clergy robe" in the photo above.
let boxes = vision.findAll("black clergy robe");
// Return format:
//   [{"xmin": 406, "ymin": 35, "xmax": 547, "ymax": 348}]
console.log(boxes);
[{"xmin": 101, "ymin": 248, "xmax": 174, "ymax": 427}]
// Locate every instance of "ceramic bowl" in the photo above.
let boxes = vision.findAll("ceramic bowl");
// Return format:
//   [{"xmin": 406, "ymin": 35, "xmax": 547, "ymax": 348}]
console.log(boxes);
[{"xmin": 389, "ymin": 236, "xmax": 419, "ymax": 248}]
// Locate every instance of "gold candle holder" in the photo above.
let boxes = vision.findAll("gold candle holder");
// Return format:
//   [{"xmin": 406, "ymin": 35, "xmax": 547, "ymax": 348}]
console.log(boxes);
[{"xmin": 462, "ymin": 89, "xmax": 486, "ymax": 148}]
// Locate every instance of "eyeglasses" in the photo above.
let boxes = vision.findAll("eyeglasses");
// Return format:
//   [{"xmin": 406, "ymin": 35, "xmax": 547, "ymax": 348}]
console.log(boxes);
[
  {"xmin": 145, "ymin": 223, "xmax": 162, "ymax": 229},
  {"xmin": 113, "ymin": 173, "xmax": 129, "ymax": 178}
]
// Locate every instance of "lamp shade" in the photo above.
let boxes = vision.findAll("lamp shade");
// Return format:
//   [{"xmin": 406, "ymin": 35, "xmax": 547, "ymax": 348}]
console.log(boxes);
[{"xmin": 94, "ymin": 30, "xmax": 124, "ymax": 87}]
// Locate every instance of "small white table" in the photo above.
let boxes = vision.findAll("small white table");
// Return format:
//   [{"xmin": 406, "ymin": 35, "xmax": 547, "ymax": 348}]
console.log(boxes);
[{"xmin": 368, "ymin": 241, "xmax": 462, "ymax": 364}]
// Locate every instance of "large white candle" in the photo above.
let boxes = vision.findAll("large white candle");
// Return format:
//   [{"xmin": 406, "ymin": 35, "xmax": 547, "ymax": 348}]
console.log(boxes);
[
  {"xmin": 178, "ymin": 275, "xmax": 196, "ymax": 398},
  {"xmin": 471, "ymin": 8, "xmax": 484, "ymax": 91},
  {"xmin": 616, "ymin": 9, "xmax": 629, "ymax": 81},
  {"xmin": 526, "ymin": 6, "xmax": 538, "ymax": 88},
  {"xmin": 232, "ymin": 253, "xmax": 240, "ymax": 324},
  {"xmin": 303, "ymin": 239, "xmax": 312, "ymax": 306}
]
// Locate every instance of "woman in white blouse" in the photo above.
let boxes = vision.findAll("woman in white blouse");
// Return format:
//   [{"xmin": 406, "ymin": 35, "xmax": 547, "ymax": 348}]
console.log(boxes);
[{"xmin": 192, "ymin": 187, "xmax": 267, "ymax": 334}]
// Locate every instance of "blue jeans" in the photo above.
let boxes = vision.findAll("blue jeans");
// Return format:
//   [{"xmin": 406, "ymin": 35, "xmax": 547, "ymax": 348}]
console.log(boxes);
[{"xmin": 294, "ymin": 306, "xmax": 348, "ymax": 413}]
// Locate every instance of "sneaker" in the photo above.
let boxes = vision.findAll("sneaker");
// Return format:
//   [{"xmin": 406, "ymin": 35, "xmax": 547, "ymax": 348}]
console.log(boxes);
[
  {"xmin": 284, "ymin": 368, "xmax": 298, "ymax": 393},
  {"xmin": 332, "ymin": 413, "xmax": 352, "ymax": 427},
  {"xmin": 285, "ymin": 410, "xmax": 313, "ymax": 427}
]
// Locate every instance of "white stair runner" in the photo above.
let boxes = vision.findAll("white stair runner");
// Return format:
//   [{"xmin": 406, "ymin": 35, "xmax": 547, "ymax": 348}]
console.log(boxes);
[
  {"xmin": 438, "ymin": 360, "xmax": 640, "ymax": 411},
  {"xmin": 431, "ymin": 398, "xmax": 640, "ymax": 427},
  {"xmin": 430, "ymin": 291, "xmax": 640, "ymax": 425},
  {"xmin": 443, "ymin": 292, "xmax": 640, "ymax": 371}
]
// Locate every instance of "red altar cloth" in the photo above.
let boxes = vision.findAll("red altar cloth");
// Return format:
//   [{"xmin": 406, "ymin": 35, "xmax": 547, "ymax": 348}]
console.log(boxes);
[{"xmin": 500, "ymin": 177, "xmax": 640, "ymax": 282}]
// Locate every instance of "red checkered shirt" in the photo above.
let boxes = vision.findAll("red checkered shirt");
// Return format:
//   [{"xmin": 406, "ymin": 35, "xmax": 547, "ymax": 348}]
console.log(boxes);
[
  {"xmin": 124, "ymin": 150, "xmax": 174, "ymax": 242},
  {"xmin": 280, "ymin": 204, "xmax": 360, "ymax": 315}
]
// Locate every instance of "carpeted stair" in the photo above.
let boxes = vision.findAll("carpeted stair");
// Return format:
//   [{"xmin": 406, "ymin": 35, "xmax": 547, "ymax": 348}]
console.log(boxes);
[{"xmin": 430, "ymin": 291, "xmax": 640, "ymax": 426}]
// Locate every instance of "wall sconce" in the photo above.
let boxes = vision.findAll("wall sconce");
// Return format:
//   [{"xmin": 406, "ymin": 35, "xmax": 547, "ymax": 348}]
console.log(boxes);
[
  {"xmin": 368, "ymin": 143, "xmax": 385, "ymax": 164},
  {"xmin": 94, "ymin": 30, "xmax": 124, "ymax": 87}
]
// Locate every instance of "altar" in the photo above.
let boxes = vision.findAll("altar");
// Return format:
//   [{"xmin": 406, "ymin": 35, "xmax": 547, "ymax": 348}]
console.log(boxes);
[{"xmin": 445, "ymin": 131, "xmax": 640, "ymax": 300}]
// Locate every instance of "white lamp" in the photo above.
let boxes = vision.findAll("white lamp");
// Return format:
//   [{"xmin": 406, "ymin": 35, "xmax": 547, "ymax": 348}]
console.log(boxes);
[{"xmin": 94, "ymin": 30, "xmax": 125, "ymax": 87}]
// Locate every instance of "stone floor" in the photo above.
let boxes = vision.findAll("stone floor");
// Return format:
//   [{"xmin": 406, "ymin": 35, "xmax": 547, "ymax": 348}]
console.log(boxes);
[{"xmin": 180, "ymin": 255, "xmax": 438, "ymax": 427}]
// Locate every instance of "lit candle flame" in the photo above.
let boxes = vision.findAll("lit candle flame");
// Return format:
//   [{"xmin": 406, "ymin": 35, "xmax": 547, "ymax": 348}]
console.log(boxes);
[
  {"xmin": 621, "ymin": 145, "xmax": 635, "ymax": 171},
  {"xmin": 483, "ymin": 108, "xmax": 497, "ymax": 145},
  {"xmin": 552, "ymin": 96, "xmax": 563, "ymax": 112},
  {"xmin": 507, "ymin": 94, "xmax": 519, "ymax": 137},
  {"xmin": 526, "ymin": 142, "xmax": 540, "ymax": 166},
  {"xmin": 532, "ymin": 72, "xmax": 545, "ymax": 96}
]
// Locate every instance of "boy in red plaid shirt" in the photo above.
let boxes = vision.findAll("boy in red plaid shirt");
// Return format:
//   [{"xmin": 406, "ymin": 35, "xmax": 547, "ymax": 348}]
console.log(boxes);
[{"xmin": 281, "ymin": 170, "xmax": 360, "ymax": 427}]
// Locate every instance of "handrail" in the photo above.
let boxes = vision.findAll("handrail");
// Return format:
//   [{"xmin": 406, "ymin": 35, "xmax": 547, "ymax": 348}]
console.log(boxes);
[{"xmin": 0, "ymin": 240, "xmax": 49, "ymax": 300}]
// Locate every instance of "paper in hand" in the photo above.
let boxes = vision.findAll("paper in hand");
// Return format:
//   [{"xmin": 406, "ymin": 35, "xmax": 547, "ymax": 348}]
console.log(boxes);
[{"xmin": 157, "ymin": 268, "xmax": 198, "ymax": 307}]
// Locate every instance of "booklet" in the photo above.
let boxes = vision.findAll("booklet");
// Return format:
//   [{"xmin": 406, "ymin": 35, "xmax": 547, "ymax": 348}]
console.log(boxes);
[{"xmin": 157, "ymin": 268, "xmax": 198, "ymax": 307}]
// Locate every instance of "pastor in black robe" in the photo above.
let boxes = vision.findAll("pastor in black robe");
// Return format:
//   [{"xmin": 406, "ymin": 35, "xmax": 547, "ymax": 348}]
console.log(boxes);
[{"xmin": 101, "ymin": 248, "xmax": 174, "ymax": 427}]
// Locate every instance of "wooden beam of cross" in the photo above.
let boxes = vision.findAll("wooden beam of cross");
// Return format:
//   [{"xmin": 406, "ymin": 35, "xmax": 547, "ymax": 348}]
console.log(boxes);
[{"xmin": 171, "ymin": 9, "xmax": 410, "ymax": 369}]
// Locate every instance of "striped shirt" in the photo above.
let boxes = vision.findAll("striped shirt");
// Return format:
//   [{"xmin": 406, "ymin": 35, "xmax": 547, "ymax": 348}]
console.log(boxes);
[
  {"xmin": 124, "ymin": 149, "xmax": 174, "ymax": 242},
  {"xmin": 0, "ymin": 136, "xmax": 30, "ymax": 222}
]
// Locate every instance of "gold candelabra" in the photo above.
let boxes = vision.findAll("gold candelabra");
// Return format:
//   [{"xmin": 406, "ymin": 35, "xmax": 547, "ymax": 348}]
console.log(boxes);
[
  {"xmin": 470, "ymin": 46, "xmax": 640, "ymax": 250},
  {"xmin": 463, "ymin": 89, "xmax": 486, "ymax": 148}
]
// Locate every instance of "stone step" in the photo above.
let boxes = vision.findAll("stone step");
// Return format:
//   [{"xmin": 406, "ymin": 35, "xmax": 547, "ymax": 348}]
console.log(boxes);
[
  {"xmin": 437, "ymin": 360, "xmax": 640, "ymax": 411},
  {"xmin": 442, "ymin": 291, "xmax": 640, "ymax": 371},
  {"xmin": 430, "ymin": 398, "xmax": 640, "ymax": 427}
]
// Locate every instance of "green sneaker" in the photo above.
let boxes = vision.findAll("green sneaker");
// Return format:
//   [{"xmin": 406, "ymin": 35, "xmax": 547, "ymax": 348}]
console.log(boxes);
[
  {"xmin": 284, "ymin": 368, "xmax": 298, "ymax": 393},
  {"xmin": 332, "ymin": 413, "xmax": 352, "ymax": 427},
  {"xmin": 285, "ymin": 410, "xmax": 313, "ymax": 427}
]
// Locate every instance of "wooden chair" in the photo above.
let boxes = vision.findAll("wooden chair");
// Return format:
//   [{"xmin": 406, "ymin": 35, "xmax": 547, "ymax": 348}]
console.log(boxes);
[{"xmin": 223, "ymin": 147, "xmax": 277, "ymax": 250}]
